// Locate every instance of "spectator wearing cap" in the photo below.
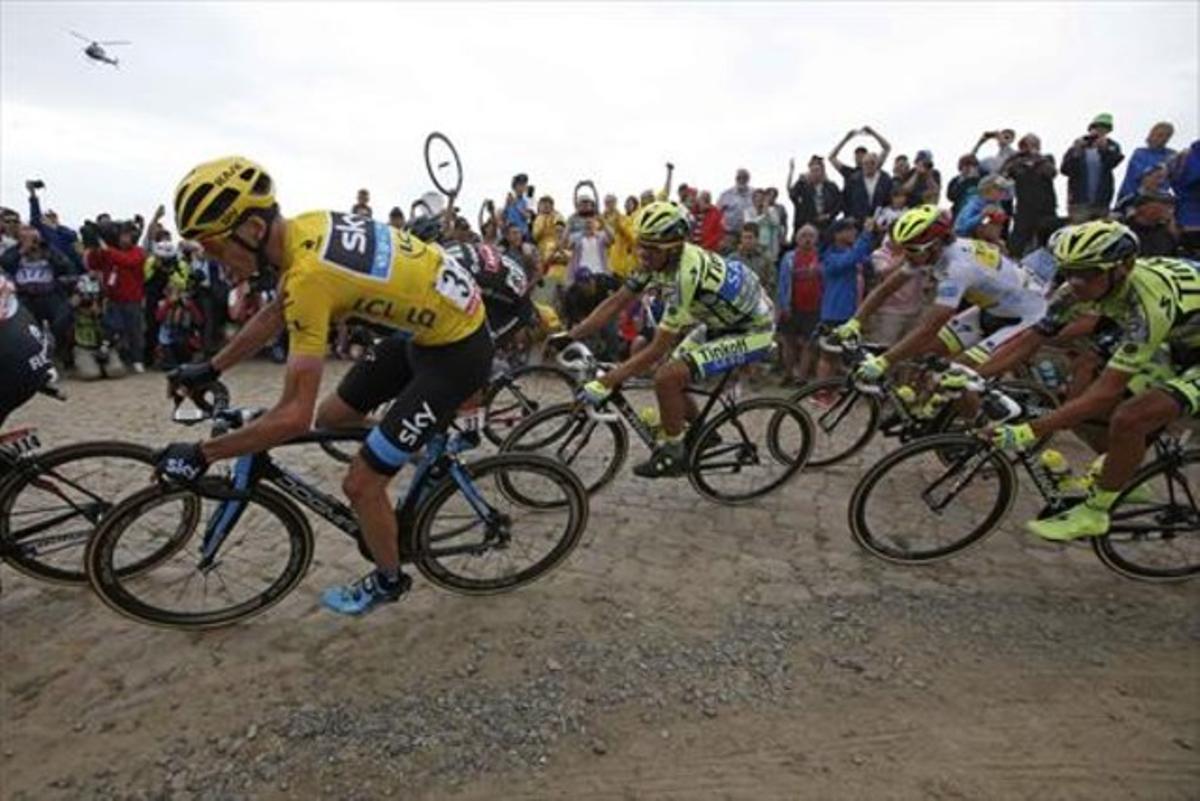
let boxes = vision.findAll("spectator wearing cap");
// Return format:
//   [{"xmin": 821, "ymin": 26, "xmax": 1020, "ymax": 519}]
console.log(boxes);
[
  {"xmin": 1002, "ymin": 133, "xmax": 1059, "ymax": 256},
  {"xmin": 788, "ymin": 156, "xmax": 843, "ymax": 236},
  {"xmin": 26, "ymin": 183, "xmax": 83, "ymax": 273},
  {"xmin": 717, "ymin": 168, "xmax": 755, "ymax": 247},
  {"xmin": 1122, "ymin": 191, "xmax": 1179, "ymax": 257},
  {"xmin": 954, "ymin": 174, "xmax": 1013, "ymax": 237},
  {"xmin": 774, "ymin": 224, "xmax": 823, "ymax": 385},
  {"xmin": 901, "ymin": 150, "xmax": 941, "ymax": 206},
  {"xmin": 971, "ymin": 129, "xmax": 1017, "ymax": 175},
  {"xmin": 1167, "ymin": 141, "xmax": 1200, "ymax": 257},
  {"xmin": 1117, "ymin": 122, "xmax": 1176, "ymax": 204},
  {"xmin": 947, "ymin": 155, "xmax": 982, "ymax": 220},
  {"xmin": 504, "ymin": 174, "xmax": 533, "ymax": 239},
  {"xmin": 352, "ymin": 188, "xmax": 373, "ymax": 218},
  {"xmin": 815, "ymin": 217, "xmax": 875, "ymax": 380},
  {"xmin": 387, "ymin": 207, "xmax": 405, "ymax": 230},
  {"xmin": 1061, "ymin": 113, "xmax": 1124, "ymax": 222},
  {"xmin": 692, "ymin": 191, "xmax": 725, "ymax": 251}
]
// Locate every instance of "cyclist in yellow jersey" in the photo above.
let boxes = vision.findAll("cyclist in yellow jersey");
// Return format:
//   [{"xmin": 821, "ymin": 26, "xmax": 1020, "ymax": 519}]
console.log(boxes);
[
  {"xmin": 979, "ymin": 220, "xmax": 1199, "ymax": 541},
  {"xmin": 159, "ymin": 156, "xmax": 493, "ymax": 616}
]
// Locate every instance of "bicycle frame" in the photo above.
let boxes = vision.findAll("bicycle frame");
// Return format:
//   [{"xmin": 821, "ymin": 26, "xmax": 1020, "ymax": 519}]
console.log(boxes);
[
  {"xmin": 601, "ymin": 369, "xmax": 739, "ymax": 451},
  {"xmin": 194, "ymin": 429, "xmax": 490, "ymax": 569}
]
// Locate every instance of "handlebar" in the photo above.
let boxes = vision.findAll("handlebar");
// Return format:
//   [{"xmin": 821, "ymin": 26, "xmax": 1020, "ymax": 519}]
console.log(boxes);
[{"xmin": 170, "ymin": 381, "xmax": 263, "ymax": 435}]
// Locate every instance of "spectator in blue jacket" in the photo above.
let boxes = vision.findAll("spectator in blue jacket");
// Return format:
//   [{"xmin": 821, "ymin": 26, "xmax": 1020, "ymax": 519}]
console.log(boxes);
[
  {"xmin": 1168, "ymin": 140, "xmax": 1200, "ymax": 258},
  {"xmin": 954, "ymin": 174, "xmax": 1013, "ymax": 237},
  {"xmin": 26, "ymin": 183, "xmax": 82, "ymax": 272},
  {"xmin": 1116, "ymin": 122, "xmax": 1176, "ymax": 204},
  {"xmin": 815, "ymin": 217, "xmax": 876, "ymax": 381}
]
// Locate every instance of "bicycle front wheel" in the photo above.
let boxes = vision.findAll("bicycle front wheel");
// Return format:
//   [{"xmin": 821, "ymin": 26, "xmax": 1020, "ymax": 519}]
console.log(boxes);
[
  {"xmin": 0, "ymin": 441, "xmax": 197, "ymax": 584},
  {"xmin": 482, "ymin": 365, "xmax": 578, "ymax": 445},
  {"xmin": 849, "ymin": 433, "xmax": 1017, "ymax": 563},
  {"xmin": 86, "ymin": 482, "xmax": 314, "ymax": 629},
  {"xmin": 500, "ymin": 402, "xmax": 628, "ymax": 497},
  {"xmin": 1093, "ymin": 449, "xmax": 1199, "ymax": 582},
  {"xmin": 411, "ymin": 454, "xmax": 588, "ymax": 593},
  {"xmin": 688, "ymin": 397, "xmax": 814, "ymax": 505},
  {"xmin": 788, "ymin": 378, "xmax": 881, "ymax": 467}
]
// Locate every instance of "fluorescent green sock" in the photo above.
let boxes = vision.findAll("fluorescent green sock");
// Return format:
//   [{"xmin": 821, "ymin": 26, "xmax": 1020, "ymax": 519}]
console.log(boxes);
[{"xmin": 1087, "ymin": 488, "xmax": 1119, "ymax": 511}]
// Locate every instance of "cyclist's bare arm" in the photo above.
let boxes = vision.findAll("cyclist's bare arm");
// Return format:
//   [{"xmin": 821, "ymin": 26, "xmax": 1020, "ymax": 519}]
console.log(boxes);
[
  {"xmin": 882, "ymin": 305, "xmax": 955, "ymax": 364},
  {"xmin": 201, "ymin": 355, "xmax": 323, "ymax": 462},
  {"xmin": 854, "ymin": 267, "xmax": 919, "ymax": 323},
  {"xmin": 568, "ymin": 286, "xmax": 637, "ymax": 340},
  {"xmin": 599, "ymin": 326, "xmax": 680, "ymax": 389},
  {"xmin": 212, "ymin": 296, "xmax": 286, "ymax": 373}
]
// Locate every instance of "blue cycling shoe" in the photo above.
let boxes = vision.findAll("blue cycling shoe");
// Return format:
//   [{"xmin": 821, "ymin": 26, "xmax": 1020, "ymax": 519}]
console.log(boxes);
[{"xmin": 320, "ymin": 570, "xmax": 411, "ymax": 616}]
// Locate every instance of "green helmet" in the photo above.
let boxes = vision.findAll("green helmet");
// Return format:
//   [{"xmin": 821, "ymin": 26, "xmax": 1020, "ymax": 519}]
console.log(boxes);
[
  {"xmin": 635, "ymin": 201, "xmax": 690, "ymax": 245},
  {"xmin": 890, "ymin": 204, "xmax": 952, "ymax": 247},
  {"xmin": 1049, "ymin": 220, "xmax": 1139, "ymax": 271}
]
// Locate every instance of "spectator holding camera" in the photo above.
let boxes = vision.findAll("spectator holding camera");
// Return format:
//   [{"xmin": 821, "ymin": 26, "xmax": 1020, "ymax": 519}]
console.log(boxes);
[
  {"xmin": 971, "ymin": 129, "xmax": 1017, "ymax": 175},
  {"xmin": 1061, "ymin": 113, "xmax": 1124, "ymax": 221},
  {"xmin": 26, "ymin": 181, "xmax": 83, "ymax": 272},
  {"xmin": 901, "ymin": 150, "xmax": 941, "ymax": 206},
  {"xmin": 1001, "ymin": 132, "xmax": 1059, "ymax": 256},
  {"xmin": 788, "ymin": 156, "xmax": 843, "ymax": 236},
  {"xmin": 1, "ymin": 223, "xmax": 77, "ymax": 362},
  {"xmin": 83, "ymin": 215, "xmax": 147, "ymax": 373},
  {"xmin": 947, "ymin": 155, "xmax": 982, "ymax": 219},
  {"xmin": 1117, "ymin": 121, "xmax": 1176, "ymax": 204}
]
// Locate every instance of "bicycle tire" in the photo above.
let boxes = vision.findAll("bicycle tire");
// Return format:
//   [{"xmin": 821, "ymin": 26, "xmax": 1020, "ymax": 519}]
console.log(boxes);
[
  {"xmin": 688, "ymin": 397, "xmax": 814, "ymax": 505},
  {"xmin": 0, "ymin": 441, "xmax": 197, "ymax": 584},
  {"xmin": 482, "ymin": 364, "xmax": 578, "ymax": 446},
  {"xmin": 424, "ymin": 131, "xmax": 463, "ymax": 197},
  {"xmin": 411, "ymin": 453, "xmax": 588, "ymax": 593},
  {"xmin": 849, "ymin": 432, "xmax": 1017, "ymax": 563},
  {"xmin": 787, "ymin": 378, "xmax": 881, "ymax": 467},
  {"xmin": 86, "ymin": 482, "xmax": 314, "ymax": 629},
  {"xmin": 500, "ymin": 402, "xmax": 628, "ymax": 497},
  {"xmin": 1093, "ymin": 449, "xmax": 1199, "ymax": 582}
]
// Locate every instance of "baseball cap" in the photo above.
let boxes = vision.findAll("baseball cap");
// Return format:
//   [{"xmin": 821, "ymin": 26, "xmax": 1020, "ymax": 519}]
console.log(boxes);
[
  {"xmin": 1090, "ymin": 113, "xmax": 1114, "ymax": 130},
  {"xmin": 915, "ymin": 149, "xmax": 934, "ymax": 164},
  {"xmin": 830, "ymin": 218, "xmax": 859, "ymax": 234}
]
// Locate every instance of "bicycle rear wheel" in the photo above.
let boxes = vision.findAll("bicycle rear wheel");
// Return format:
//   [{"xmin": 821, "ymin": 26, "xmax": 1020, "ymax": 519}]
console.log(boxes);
[
  {"xmin": 500, "ymin": 402, "xmax": 628, "ymax": 497},
  {"xmin": 849, "ymin": 433, "xmax": 1017, "ymax": 563},
  {"xmin": 411, "ymin": 454, "xmax": 588, "ymax": 593},
  {"xmin": 0, "ymin": 441, "xmax": 196, "ymax": 584},
  {"xmin": 86, "ymin": 481, "xmax": 314, "ymax": 629},
  {"xmin": 1093, "ymin": 450, "xmax": 1199, "ymax": 582},
  {"xmin": 787, "ymin": 378, "xmax": 881, "ymax": 467},
  {"xmin": 482, "ymin": 364, "xmax": 578, "ymax": 445},
  {"xmin": 688, "ymin": 397, "xmax": 813, "ymax": 504}
]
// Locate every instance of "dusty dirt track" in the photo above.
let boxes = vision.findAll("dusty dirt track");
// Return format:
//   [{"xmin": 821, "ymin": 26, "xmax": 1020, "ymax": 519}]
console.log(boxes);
[{"xmin": 2, "ymin": 362, "xmax": 1197, "ymax": 800}]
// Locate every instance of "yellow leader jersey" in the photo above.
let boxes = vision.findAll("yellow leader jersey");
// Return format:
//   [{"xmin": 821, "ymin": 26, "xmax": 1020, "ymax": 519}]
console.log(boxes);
[{"xmin": 280, "ymin": 211, "xmax": 485, "ymax": 356}]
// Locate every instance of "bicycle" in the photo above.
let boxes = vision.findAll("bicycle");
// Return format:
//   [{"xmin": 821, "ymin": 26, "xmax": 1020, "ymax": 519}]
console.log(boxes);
[
  {"xmin": 788, "ymin": 331, "xmax": 1058, "ymax": 467},
  {"xmin": 499, "ymin": 342, "xmax": 815, "ymax": 505},
  {"xmin": 847, "ymin": 370, "xmax": 1198, "ymax": 582},
  {"xmin": 1, "ymin": 386, "xmax": 196, "ymax": 585},
  {"xmin": 85, "ymin": 384, "xmax": 590, "ymax": 629}
]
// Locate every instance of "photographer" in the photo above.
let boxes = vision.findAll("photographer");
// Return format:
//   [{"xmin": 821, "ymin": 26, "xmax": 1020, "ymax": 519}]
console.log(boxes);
[
  {"xmin": 971, "ymin": 129, "xmax": 1017, "ymax": 175},
  {"xmin": 26, "ymin": 180, "xmax": 83, "ymax": 273},
  {"xmin": 1060, "ymin": 113, "xmax": 1124, "ymax": 222},
  {"xmin": 0, "ymin": 224, "xmax": 77, "ymax": 362},
  {"xmin": 1002, "ymin": 133, "xmax": 1059, "ymax": 256},
  {"xmin": 901, "ymin": 150, "xmax": 941, "ymax": 206},
  {"xmin": 83, "ymin": 214, "xmax": 147, "ymax": 372}
]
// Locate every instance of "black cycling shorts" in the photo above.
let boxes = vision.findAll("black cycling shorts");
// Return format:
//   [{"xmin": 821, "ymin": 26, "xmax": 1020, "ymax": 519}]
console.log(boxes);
[
  {"xmin": 337, "ymin": 325, "xmax": 494, "ymax": 475},
  {"xmin": 0, "ymin": 306, "xmax": 52, "ymax": 427}
]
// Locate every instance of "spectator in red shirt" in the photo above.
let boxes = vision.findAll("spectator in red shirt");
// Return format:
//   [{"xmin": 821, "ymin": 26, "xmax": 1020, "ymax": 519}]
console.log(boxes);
[
  {"xmin": 692, "ymin": 191, "xmax": 725, "ymax": 251},
  {"xmin": 775, "ymin": 224, "xmax": 823, "ymax": 385},
  {"xmin": 85, "ymin": 221, "xmax": 147, "ymax": 372}
]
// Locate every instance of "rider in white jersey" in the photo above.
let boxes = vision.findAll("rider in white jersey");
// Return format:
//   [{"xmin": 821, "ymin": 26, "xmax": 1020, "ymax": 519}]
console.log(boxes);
[{"xmin": 833, "ymin": 205, "xmax": 1047, "ymax": 381}]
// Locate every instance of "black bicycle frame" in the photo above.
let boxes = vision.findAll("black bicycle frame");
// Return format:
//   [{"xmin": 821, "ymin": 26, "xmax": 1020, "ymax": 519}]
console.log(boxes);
[{"xmin": 605, "ymin": 370, "xmax": 737, "ymax": 450}]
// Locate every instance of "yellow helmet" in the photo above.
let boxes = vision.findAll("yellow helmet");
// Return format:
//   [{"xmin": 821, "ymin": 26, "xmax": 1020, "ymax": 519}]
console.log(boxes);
[
  {"xmin": 174, "ymin": 156, "xmax": 276, "ymax": 240},
  {"xmin": 891, "ymin": 204, "xmax": 952, "ymax": 247},
  {"xmin": 1049, "ymin": 220, "xmax": 1139, "ymax": 271},
  {"xmin": 635, "ymin": 201, "xmax": 690, "ymax": 245}
]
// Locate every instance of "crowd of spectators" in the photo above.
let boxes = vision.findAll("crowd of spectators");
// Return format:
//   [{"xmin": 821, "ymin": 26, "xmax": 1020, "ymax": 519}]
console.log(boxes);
[{"xmin": 3, "ymin": 113, "xmax": 1196, "ymax": 385}]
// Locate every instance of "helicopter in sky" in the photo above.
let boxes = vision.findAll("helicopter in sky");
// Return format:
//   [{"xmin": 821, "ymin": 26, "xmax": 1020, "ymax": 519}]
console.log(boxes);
[{"xmin": 70, "ymin": 31, "xmax": 130, "ymax": 67}]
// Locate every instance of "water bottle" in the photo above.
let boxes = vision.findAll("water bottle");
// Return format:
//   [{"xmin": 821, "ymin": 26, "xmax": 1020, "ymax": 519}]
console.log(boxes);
[
  {"xmin": 895, "ymin": 384, "xmax": 917, "ymax": 409},
  {"xmin": 1039, "ymin": 448, "xmax": 1073, "ymax": 489},
  {"xmin": 637, "ymin": 406, "xmax": 662, "ymax": 439},
  {"xmin": 1034, "ymin": 359, "xmax": 1061, "ymax": 391}
]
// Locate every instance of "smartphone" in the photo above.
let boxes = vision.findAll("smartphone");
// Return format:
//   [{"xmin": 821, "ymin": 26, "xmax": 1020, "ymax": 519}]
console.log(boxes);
[{"xmin": 526, "ymin": 186, "xmax": 535, "ymax": 199}]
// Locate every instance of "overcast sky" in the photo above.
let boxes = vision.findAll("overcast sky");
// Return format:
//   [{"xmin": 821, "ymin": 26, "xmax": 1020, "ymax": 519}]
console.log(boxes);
[{"xmin": 2, "ymin": 1, "xmax": 1196, "ymax": 229}]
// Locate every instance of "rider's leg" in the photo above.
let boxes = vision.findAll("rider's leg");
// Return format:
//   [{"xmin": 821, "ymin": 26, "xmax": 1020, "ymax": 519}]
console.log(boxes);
[
  {"xmin": 315, "ymin": 332, "xmax": 411, "ymax": 429},
  {"xmin": 655, "ymin": 358, "xmax": 692, "ymax": 439}
]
